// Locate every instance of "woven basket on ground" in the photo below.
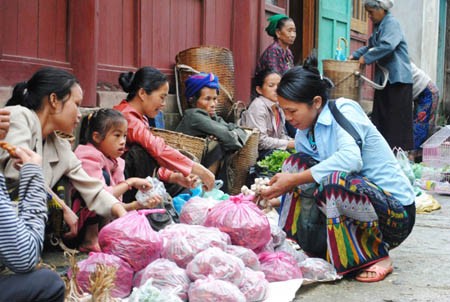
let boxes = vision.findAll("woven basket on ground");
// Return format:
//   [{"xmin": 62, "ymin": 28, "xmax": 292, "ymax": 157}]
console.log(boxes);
[
  {"xmin": 322, "ymin": 60, "xmax": 362, "ymax": 102},
  {"xmin": 175, "ymin": 46, "xmax": 235, "ymax": 121},
  {"xmin": 151, "ymin": 128, "xmax": 207, "ymax": 163},
  {"xmin": 228, "ymin": 128, "xmax": 260, "ymax": 195}
]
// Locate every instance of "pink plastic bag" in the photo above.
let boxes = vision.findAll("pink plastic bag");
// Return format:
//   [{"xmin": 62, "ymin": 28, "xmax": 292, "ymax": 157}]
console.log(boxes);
[
  {"xmin": 258, "ymin": 251, "xmax": 303, "ymax": 282},
  {"xmin": 186, "ymin": 247, "xmax": 245, "ymax": 285},
  {"xmin": 179, "ymin": 196, "xmax": 220, "ymax": 225},
  {"xmin": 204, "ymin": 194, "xmax": 271, "ymax": 250},
  {"xmin": 188, "ymin": 277, "xmax": 246, "ymax": 302},
  {"xmin": 133, "ymin": 258, "xmax": 191, "ymax": 301},
  {"xmin": 70, "ymin": 252, "xmax": 133, "ymax": 298},
  {"xmin": 160, "ymin": 224, "xmax": 231, "ymax": 268},
  {"xmin": 98, "ymin": 210, "xmax": 164, "ymax": 271},
  {"xmin": 224, "ymin": 245, "xmax": 260, "ymax": 271},
  {"xmin": 239, "ymin": 267, "xmax": 269, "ymax": 302}
]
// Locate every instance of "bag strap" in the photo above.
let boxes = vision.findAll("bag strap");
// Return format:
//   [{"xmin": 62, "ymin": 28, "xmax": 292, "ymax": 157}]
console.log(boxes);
[
  {"xmin": 102, "ymin": 168, "xmax": 111, "ymax": 186},
  {"xmin": 328, "ymin": 100, "xmax": 363, "ymax": 151}
]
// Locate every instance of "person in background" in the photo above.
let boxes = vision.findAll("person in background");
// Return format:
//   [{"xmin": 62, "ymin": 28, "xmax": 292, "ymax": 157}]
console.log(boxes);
[
  {"xmin": 350, "ymin": 0, "xmax": 413, "ymax": 150},
  {"xmin": 256, "ymin": 13, "xmax": 297, "ymax": 138},
  {"xmin": 0, "ymin": 108, "xmax": 65, "ymax": 302},
  {"xmin": 1, "ymin": 67, "xmax": 127, "ymax": 241},
  {"xmin": 176, "ymin": 72, "xmax": 249, "ymax": 192},
  {"xmin": 241, "ymin": 69, "xmax": 295, "ymax": 160},
  {"xmin": 114, "ymin": 67, "xmax": 215, "ymax": 202},
  {"xmin": 73, "ymin": 108, "xmax": 162, "ymax": 252},
  {"xmin": 410, "ymin": 62, "xmax": 440, "ymax": 154},
  {"xmin": 261, "ymin": 56, "xmax": 415, "ymax": 283}
]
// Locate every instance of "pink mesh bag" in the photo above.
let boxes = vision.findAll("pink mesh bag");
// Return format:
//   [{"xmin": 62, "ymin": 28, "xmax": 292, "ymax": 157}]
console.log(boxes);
[
  {"xmin": 70, "ymin": 252, "xmax": 133, "ymax": 298},
  {"xmin": 204, "ymin": 194, "xmax": 271, "ymax": 250},
  {"xmin": 258, "ymin": 251, "xmax": 303, "ymax": 282},
  {"xmin": 98, "ymin": 209, "xmax": 164, "ymax": 271}
]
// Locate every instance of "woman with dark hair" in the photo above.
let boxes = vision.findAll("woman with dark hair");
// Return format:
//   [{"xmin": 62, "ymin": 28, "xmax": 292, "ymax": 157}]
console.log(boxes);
[
  {"xmin": 0, "ymin": 67, "xmax": 127, "ymax": 239},
  {"xmin": 255, "ymin": 14, "xmax": 296, "ymax": 76},
  {"xmin": 350, "ymin": 0, "xmax": 413, "ymax": 150},
  {"xmin": 241, "ymin": 69, "xmax": 294, "ymax": 160},
  {"xmin": 113, "ymin": 67, "xmax": 215, "ymax": 201},
  {"xmin": 261, "ymin": 56, "xmax": 416, "ymax": 282}
]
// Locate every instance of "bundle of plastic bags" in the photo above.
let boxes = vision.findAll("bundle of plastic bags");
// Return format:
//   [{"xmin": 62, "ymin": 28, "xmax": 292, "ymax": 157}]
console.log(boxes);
[
  {"xmin": 98, "ymin": 210, "xmax": 163, "ymax": 271},
  {"xmin": 160, "ymin": 224, "xmax": 231, "ymax": 268},
  {"xmin": 133, "ymin": 258, "xmax": 191, "ymax": 301},
  {"xmin": 204, "ymin": 194, "xmax": 271, "ymax": 250},
  {"xmin": 186, "ymin": 247, "xmax": 245, "ymax": 285},
  {"xmin": 70, "ymin": 252, "xmax": 133, "ymax": 298},
  {"xmin": 258, "ymin": 251, "xmax": 303, "ymax": 282},
  {"xmin": 188, "ymin": 277, "xmax": 246, "ymax": 302}
]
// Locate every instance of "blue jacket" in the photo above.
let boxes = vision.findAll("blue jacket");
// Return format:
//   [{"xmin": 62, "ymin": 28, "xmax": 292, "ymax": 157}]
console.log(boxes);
[
  {"xmin": 295, "ymin": 98, "xmax": 415, "ymax": 206},
  {"xmin": 352, "ymin": 12, "xmax": 412, "ymax": 85}
]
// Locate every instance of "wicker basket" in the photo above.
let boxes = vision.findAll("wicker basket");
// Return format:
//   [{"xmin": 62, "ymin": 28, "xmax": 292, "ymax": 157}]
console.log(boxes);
[
  {"xmin": 228, "ymin": 128, "xmax": 260, "ymax": 195},
  {"xmin": 150, "ymin": 128, "xmax": 207, "ymax": 163},
  {"xmin": 322, "ymin": 60, "xmax": 362, "ymax": 102},
  {"xmin": 175, "ymin": 46, "xmax": 235, "ymax": 120}
]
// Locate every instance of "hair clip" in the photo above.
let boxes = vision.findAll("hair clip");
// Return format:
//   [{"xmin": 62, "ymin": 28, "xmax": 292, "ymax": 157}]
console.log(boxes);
[{"xmin": 23, "ymin": 88, "xmax": 28, "ymax": 95}]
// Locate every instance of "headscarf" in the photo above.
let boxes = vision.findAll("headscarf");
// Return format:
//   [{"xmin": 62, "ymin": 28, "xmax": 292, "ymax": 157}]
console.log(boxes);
[
  {"xmin": 364, "ymin": 0, "xmax": 394, "ymax": 10},
  {"xmin": 185, "ymin": 73, "xmax": 220, "ymax": 99},
  {"xmin": 265, "ymin": 14, "xmax": 289, "ymax": 38}
]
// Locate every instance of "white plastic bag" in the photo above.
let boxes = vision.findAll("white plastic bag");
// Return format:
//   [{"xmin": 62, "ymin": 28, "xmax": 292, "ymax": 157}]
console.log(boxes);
[{"xmin": 394, "ymin": 147, "xmax": 415, "ymax": 186}]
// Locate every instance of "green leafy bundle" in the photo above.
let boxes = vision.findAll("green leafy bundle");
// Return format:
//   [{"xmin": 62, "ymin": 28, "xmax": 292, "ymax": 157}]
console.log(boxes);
[{"xmin": 257, "ymin": 150, "xmax": 293, "ymax": 173}]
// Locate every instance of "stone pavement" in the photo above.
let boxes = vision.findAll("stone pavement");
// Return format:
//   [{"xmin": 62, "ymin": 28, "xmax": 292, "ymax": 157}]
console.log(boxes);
[
  {"xmin": 293, "ymin": 192, "xmax": 450, "ymax": 302},
  {"xmin": 42, "ymin": 194, "xmax": 449, "ymax": 302}
]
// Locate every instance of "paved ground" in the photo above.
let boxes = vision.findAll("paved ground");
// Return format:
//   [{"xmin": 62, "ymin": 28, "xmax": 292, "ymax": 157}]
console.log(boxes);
[
  {"xmin": 293, "ymin": 192, "xmax": 450, "ymax": 302},
  {"xmin": 42, "ymin": 193, "xmax": 449, "ymax": 302}
]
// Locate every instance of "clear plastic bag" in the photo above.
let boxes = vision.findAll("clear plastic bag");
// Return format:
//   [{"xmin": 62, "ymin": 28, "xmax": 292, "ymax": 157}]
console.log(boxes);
[
  {"xmin": 299, "ymin": 257, "xmax": 341, "ymax": 282},
  {"xmin": 135, "ymin": 177, "xmax": 167, "ymax": 205},
  {"xmin": 224, "ymin": 245, "xmax": 260, "ymax": 271},
  {"xmin": 394, "ymin": 147, "xmax": 415, "ymax": 186},
  {"xmin": 128, "ymin": 279, "xmax": 183, "ymax": 302},
  {"xmin": 188, "ymin": 277, "xmax": 246, "ymax": 302},
  {"xmin": 186, "ymin": 247, "xmax": 245, "ymax": 285},
  {"xmin": 133, "ymin": 258, "xmax": 190, "ymax": 301},
  {"xmin": 238, "ymin": 267, "xmax": 268, "ymax": 302},
  {"xmin": 179, "ymin": 196, "xmax": 220, "ymax": 225}
]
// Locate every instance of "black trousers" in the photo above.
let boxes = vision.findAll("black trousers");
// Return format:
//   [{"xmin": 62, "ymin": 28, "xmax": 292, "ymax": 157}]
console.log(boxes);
[
  {"xmin": 371, "ymin": 82, "xmax": 414, "ymax": 150},
  {"xmin": 0, "ymin": 268, "xmax": 65, "ymax": 302}
]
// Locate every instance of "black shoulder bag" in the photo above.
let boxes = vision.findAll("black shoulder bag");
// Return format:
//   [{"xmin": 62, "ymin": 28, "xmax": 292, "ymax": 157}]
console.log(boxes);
[{"xmin": 296, "ymin": 100, "xmax": 363, "ymax": 257}]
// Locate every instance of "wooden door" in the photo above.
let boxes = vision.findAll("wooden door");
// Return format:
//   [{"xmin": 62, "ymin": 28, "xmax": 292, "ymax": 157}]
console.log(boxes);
[{"xmin": 317, "ymin": 0, "xmax": 351, "ymax": 70}]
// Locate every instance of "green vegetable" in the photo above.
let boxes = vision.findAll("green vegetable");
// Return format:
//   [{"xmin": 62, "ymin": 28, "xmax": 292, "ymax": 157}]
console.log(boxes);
[{"xmin": 257, "ymin": 150, "xmax": 293, "ymax": 173}]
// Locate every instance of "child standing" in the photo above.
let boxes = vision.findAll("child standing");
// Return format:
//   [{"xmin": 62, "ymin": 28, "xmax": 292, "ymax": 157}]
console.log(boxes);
[{"xmin": 73, "ymin": 108, "xmax": 161, "ymax": 252}]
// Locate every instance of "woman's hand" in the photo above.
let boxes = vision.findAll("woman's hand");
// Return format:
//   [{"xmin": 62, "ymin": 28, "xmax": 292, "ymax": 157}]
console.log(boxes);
[
  {"xmin": 358, "ymin": 56, "xmax": 366, "ymax": 65},
  {"xmin": 137, "ymin": 194, "xmax": 163, "ymax": 209},
  {"xmin": 191, "ymin": 163, "xmax": 215, "ymax": 191},
  {"xmin": 170, "ymin": 172, "xmax": 201, "ymax": 189},
  {"xmin": 14, "ymin": 147, "xmax": 42, "ymax": 168},
  {"xmin": 62, "ymin": 205, "xmax": 79, "ymax": 239},
  {"xmin": 261, "ymin": 172, "xmax": 299, "ymax": 200},
  {"xmin": 0, "ymin": 109, "xmax": 10, "ymax": 140},
  {"xmin": 128, "ymin": 177, "xmax": 153, "ymax": 191}
]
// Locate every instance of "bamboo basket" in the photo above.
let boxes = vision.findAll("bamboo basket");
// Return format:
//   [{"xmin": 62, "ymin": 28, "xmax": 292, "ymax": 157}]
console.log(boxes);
[
  {"xmin": 228, "ymin": 128, "xmax": 260, "ymax": 195},
  {"xmin": 175, "ymin": 46, "xmax": 235, "ymax": 120},
  {"xmin": 322, "ymin": 60, "xmax": 362, "ymax": 102},
  {"xmin": 151, "ymin": 128, "xmax": 207, "ymax": 163}
]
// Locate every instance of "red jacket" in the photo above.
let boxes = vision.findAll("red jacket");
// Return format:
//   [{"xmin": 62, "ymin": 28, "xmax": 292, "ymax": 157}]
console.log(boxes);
[{"xmin": 113, "ymin": 100, "xmax": 194, "ymax": 181}]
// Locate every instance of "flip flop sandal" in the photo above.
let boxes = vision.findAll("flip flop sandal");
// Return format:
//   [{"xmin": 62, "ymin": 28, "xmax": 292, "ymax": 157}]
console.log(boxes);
[{"xmin": 355, "ymin": 264, "xmax": 394, "ymax": 283}]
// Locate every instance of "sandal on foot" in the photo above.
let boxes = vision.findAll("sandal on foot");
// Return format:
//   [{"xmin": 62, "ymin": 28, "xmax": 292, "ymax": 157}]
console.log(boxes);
[
  {"xmin": 78, "ymin": 245, "xmax": 101, "ymax": 253},
  {"xmin": 355, "ymin": 264, "xmax": 393, "ymax": 283}
]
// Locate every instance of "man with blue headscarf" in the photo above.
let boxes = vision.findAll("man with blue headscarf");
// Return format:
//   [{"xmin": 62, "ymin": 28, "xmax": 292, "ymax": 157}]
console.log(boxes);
[{"xmin": 176, "ymin": 73, "xmax": 249, "ymax": 192}]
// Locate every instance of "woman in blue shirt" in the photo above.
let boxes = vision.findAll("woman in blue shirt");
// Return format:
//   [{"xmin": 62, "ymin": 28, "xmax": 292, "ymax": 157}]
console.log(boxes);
[
  {"xmin": 261, "ymin": 56, "xmax": 415, "ymax": 282},
  {"xmin": 350, "ymin": 0, "xmax": 413, "ymax": 150}
]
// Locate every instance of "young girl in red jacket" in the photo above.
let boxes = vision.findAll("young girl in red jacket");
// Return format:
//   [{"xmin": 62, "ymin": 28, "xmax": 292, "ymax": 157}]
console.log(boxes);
[{"xmin": 73, "ymin": 108, "xmax": 162, "ymax": 252}]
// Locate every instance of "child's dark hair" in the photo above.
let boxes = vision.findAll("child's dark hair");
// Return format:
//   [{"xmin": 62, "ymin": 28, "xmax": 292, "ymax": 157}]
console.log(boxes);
[
  {"xmin": 277, "ymin": 55, "xmax": 334, "ymax": 107},
  {"xmin": 6, "ymin": 67, "xmax": 79, "ymax": 110},
  {"xmin": 118, "ymin": 66, "xmax": 168, "ymax": 101},
  {"xmin": 79, "ymin": 108, "xmax": 127, "ymax": 145}
]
